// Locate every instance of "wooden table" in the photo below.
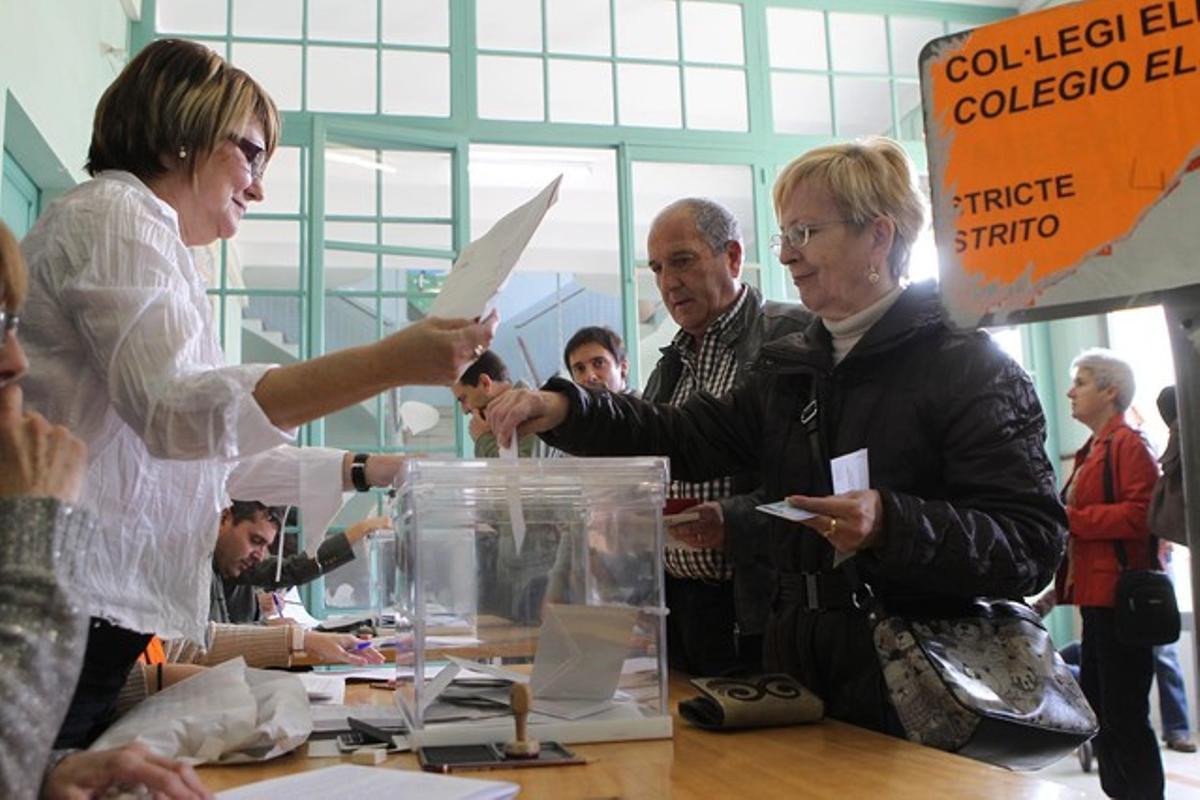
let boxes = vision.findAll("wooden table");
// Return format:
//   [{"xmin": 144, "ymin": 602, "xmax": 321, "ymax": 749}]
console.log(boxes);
[{"xmin": 198, "ymin": 676, "xmax": 1076, "ymax": 798}]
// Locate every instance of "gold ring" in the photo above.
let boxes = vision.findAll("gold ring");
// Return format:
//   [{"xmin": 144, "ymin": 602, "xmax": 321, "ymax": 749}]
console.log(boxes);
[
  {"xmin": 827, "ymin": 518, "xmax": 838, "ymax": 537},
  {"xmin": 472, "ymin": 344, "xmax": 485, "ymax": 358}
]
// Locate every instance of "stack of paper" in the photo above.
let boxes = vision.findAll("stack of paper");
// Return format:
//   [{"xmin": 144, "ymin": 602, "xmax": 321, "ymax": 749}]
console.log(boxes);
[{"xmin": 217, "ymin": 764, "xmax": 518, "ymax": 799}]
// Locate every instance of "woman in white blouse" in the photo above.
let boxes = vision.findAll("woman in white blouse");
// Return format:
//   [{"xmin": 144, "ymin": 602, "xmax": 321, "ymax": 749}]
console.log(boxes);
[{"xmin": 18, "ymin": 39, "xmax": 494, "ymax": 748}]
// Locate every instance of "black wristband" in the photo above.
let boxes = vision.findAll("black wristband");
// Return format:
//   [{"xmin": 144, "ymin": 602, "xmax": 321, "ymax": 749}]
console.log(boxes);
[{"xmin": 351, "ymin": 452, "xmax": 371, "ymax": 492}]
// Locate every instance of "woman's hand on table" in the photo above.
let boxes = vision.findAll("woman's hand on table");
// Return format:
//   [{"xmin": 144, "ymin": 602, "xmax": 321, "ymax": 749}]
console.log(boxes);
[
  {"xmin": 43, "ymin": 742, "xmax": 212, "ymax": 800},
  {"xmin": 305, "ymin": 631, "xmax": 385, "ymax": 666}
]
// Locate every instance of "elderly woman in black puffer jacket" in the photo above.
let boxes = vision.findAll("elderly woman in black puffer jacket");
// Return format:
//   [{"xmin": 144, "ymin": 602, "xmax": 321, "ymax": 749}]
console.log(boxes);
[{"xmin": 484, "ymin": 136, "xmax": 1066, "ymax": 738}]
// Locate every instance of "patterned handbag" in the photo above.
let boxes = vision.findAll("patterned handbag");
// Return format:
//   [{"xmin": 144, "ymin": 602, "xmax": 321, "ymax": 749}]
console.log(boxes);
[{"xmin": 867, "ymin": 593, "xmax": 1098, "ymax": 771}]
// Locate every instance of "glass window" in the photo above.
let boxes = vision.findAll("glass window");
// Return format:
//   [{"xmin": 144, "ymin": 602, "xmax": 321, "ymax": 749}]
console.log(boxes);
[
  {"xmin": 766, "ymin": 7, "xmax": 827, "ymax": 70},
  {"xmin": 231, "ymin": 43, "xmax": 303, "ymax": 111},
  {"xmin": 547, "ymin": 0, "xmax": 611, "ymax": 56},
  {"xmin": 476, "ymin": 0, "xmax": 543, "ymax": 52},
  {"xmin": 630, "ymin": 162, "xmax": 756, "ymax": 380},
  {"xmin": 771, "ymin": 73, "xmax": 831, "ymax": 135},
  {"xmin": 894, "ymin": 81, "xmax": 923, "ymax": 140},
  {"xmin": 470, "ymin": 145, "xmax": 620, "ymax": 387},
  {"xmin": 382, "ymin": 0, "xmax": 450, "ymax": 46},
  {"xmin": 325, "ymin": 146, "xmax": 383, "ymax": 217},
  {"xmin": 615, "ymin": 0, "xmax": 678, "ymax": 60},
  {"xmin": 380, "ymin": 150, "xmax": 452, "ymax": 218},
  {"xmin": 549, "ymin": 59, "xmax": 615, "ymax": 125},
  {"xmin": 890, "ymin": 16, "xmax": 945, "ymax": 78},
  {"xmin": 232, "ymin": 220, "xmax": 302, "ymax": 291},
  {"xmin": 617, "ymin": 63, "xmax": 682, "ymax": 128},
  {"xmin": 382, "ymin": 50, "xmax": 451, "ymax": 117},
  {"xmin": 308, "ymin": 0, "xmax": 377, "ymax": 43},
  {"xmin": 307, "ymin": 46, "xmax": 377, "ymax": 112},
  {"xmin": 156, "ymin": 0, "xmax": 226, "ymax": 35},
  {"xmin": 681, "ymin": 2, "xmax": 744, "ymax": 66},
  {"xmin": 684, "ymin": 67, "xmax": 747, "ymax": 132},
  {"xmin": 231, "ymin": 0, "xmax": 301, "ymax": 39},
  {"xmin": 477, "ymin": 55, "xmax": 545, "ymax": 121},
  {"xmin": 258, "ymin": 146, "xmax": 303, "ymax": 215},
  {"xmin": 829, "ymin": 12, "xmax": 888, "ymax": 73},
  {"xmin": 833, "ymin": 77, "xmax": 892, "ymax": 137}
]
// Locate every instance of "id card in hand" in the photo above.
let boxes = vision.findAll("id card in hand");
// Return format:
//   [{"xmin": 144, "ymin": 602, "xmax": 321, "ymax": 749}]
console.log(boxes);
[{"xmin": 755, "ymin": 501, "xmax": 816, "ymax": 522}]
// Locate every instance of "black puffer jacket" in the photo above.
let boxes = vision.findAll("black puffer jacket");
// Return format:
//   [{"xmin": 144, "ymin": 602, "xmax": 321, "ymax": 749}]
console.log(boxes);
[{"xmin": 542, "ymin": 281, "xmax": 1066, "ymax": 731}]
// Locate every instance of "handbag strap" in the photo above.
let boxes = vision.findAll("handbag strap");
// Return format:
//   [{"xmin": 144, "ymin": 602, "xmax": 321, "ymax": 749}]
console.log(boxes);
[{"xmin": 1101, "ymin": 436, "xmax": 1159, "ymax": 571}]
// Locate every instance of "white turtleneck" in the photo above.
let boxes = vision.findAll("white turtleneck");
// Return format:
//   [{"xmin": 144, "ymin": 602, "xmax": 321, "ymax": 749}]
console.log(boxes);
[{"xmin": 823, "ymin": 284, "xmax": 905, "ymax": 365}]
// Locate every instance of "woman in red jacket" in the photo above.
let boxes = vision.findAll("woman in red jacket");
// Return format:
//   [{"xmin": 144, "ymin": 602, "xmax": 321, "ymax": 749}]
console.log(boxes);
[{"xmin": 1058, "ymin": 347, "xmax": 1162, "ymax": 799}]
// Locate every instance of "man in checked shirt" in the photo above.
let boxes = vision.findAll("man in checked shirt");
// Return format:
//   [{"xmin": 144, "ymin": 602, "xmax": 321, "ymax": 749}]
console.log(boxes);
[{"xmin": 644, "ymin": 198, "xmax": 811, "ymax": 676}]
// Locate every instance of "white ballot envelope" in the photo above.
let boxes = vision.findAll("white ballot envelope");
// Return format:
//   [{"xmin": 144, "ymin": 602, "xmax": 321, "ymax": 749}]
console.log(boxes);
[
  {"xmin": 530, "ymin": 604, "xmax": 637, "ymax": 702},
  {"xmin": 429, "ymin": 175, "xmax": 562, "ymax": 320}
]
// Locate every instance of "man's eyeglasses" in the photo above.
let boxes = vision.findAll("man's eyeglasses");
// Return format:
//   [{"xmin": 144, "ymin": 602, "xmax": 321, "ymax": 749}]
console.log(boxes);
[
  {"xmin": 230, "ymin": 136, "xmax": 267, "ymax": 182},
  {"xmin": 0, "ymin": 310, "xmax": 19, "ymax": 344},
  {"xmin": 769, "ymin": 220, "xmax": 851, "ymax": 257}
]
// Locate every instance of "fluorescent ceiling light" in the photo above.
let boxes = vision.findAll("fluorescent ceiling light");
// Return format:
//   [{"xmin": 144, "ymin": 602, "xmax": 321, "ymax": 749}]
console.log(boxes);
[{"xmin": 327, "ymin": 151, "xmax": 398, "ymax": 173}]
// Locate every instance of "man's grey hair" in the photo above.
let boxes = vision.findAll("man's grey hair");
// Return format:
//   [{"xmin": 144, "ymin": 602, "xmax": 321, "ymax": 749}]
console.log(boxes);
[
  {"xmin": 1071, "ymin": 347, "xmax": 1136, "ymax": 412},
  {"xmin": 654, "ymin": 197, "xmax": 742, "ymax": 255}
]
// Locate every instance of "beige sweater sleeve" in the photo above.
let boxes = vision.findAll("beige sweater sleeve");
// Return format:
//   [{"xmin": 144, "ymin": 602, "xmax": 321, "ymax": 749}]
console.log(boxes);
[{"xmin": 164, "ymin": 623, "xmax": 293, "ymax": 668}]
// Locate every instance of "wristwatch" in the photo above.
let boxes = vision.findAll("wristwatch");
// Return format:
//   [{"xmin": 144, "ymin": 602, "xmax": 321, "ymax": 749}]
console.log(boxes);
[{"xmin": 351, "ymin": 452, "xmax": 371, "ymax": 493}]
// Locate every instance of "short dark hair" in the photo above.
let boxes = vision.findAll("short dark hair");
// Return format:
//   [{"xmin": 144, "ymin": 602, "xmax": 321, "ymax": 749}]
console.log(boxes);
[
  {"xmin": 87, "ymin": 39, "xmax": 279, "ymax": 181},
  {"xmin": 458, "ymin": 350, "xmax": 509, "ymax": 387},
  {"xmin": 1158, "ymin": 386, "xmax": 1178, "ymax": 427},
  {"xmin": 227, "ymin": 500, "xmax": 286, "ymax": 535},
  {"xmin": 563, "ymin": 326, "xmax": 626, "ymax": 372}
]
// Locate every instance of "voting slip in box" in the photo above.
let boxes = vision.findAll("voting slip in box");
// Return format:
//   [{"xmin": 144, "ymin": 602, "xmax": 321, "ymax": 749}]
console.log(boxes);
[{"xmin": 378, "ymin": 457, "xmax": 671, "ymax": 746}]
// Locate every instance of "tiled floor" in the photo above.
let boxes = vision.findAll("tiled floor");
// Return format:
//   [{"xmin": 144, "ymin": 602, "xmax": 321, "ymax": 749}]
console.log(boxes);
[{"xmin": 1035, "ymin": 741, "xmax": 1200, "ymax": 798}]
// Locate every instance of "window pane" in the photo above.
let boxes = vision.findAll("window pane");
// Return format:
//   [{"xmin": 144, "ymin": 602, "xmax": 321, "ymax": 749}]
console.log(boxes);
[
  {"xmin": 381, "ymin": 151, "xmax": 452, "ymax": 219},
  {"xmin": 382, "ymin": 51, "xmax": 450, "ymax": 117},
  {"xmin": 895, "ymin": 81, "xmax": 923, "ymax": 140},
  {"xmin": 681, "ymin": 2, "xmax": 743, "ymax": 66},
  {"xmin": 615, "ymin": 0, "xmax": 677, "ymax": 60},
  {"xmin": 382, "ymin": 224, "xmax": 452, "ymax": 251},
  {"xmin": 476, "ymin": 0, "xmax": 542, "ymax": 52},
  {"xmin": 309, "ymin": 0, "xmax": 377, "ymax": 43},
  {"xmin": 469, "ymin": 145, "xmax": 620, "ymax": 388},
  {"xmin": 381, "ymin": 255, "xmax": 453, "ymax": 294},
  {"xmin": 890, "ymin": 16, "xmax": 945, "ymax": 77},
  {"xmin": 771, "ymin": 73, "xmax": 831, "ymax": 135},
  {"xmin": 382, "ymin": 0, "xmax": 449, "ymax": 46},
  {"xmin": 324, "ymin": 222, "xmax": 376, "ymax": 291},
  {"xmin": 258, "ymin": 146, "xmax": 302, "ymax": 215},
  {"xmin": 240, "ymin": 296, "xmax": 301, "ymax": 365},
  {"xmin": 477, "ymin": 55, "xmax": 544, "ymax": 121},
  {"xmin": 325, "ymin": 146, "xmax": 379, "ymax": 216},
  {"xmin": 231, "ymin": 43, "xmax": 303, "ymax": 111},
  {"xmin": 833, "ymin": 76, "xmax": 892, "ymax": 136},
  {"xmin": 630, "ymin": 162, "xmax": 756, "ymax": 378},
  {"xmin": 766, "ymin": 8, "xmax": 827, "ymax": 70},
  {"xmin": 324, "ymin": 295, "xmax": 384, "ymax": 450},
  {"xmin": 684, "ymin": 67, "xmax": 746, "ymax": 131},
  {"xmin": 157, "ymin": 0, "xmax": 226, "ymax": 35},
  {"xmin": 231, "ymin": 0, "xmax": 301, "ymax": 38},
  {"xmin": 829, "ymin": 13, "xmax": 888, "ymax": 73},
  {"xmin": 547, "ymin": 0, "xmax": 611, "ymax": 56},
  {"xmin": 549, "ymin": 59, "xmax": 614, "ymax": 125},
  {"xmin": 232, "ymin": 220, "xmax": 302, "ymax": 290},
  {"xmin": 307, "ymin": 47, "xmax": 377, "ymax": 112},
  {"xmin": 617, "ymin": 63, "xmax": 681, "ymax": 128}
]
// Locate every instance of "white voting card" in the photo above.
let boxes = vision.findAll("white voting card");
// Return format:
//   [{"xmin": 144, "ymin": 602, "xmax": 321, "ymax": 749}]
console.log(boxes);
[
  {"xmin": 429, "ymin": 175, "xmax": 562, "ymax": 320},
  {"xmin": 217, "ymin": 764, "xmax": 518, "ymax": 800},
  {"xmin": 530, "ymin": 604, "xmax": 637, "ymax": 705}
]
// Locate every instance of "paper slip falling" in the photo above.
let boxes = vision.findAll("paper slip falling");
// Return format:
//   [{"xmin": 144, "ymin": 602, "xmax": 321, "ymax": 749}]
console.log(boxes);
[{"xmin": 428, "ymin": 175, "xmax": 562, "ymax": 320}]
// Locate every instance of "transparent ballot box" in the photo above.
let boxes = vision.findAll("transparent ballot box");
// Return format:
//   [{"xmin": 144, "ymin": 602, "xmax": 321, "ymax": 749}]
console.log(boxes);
[{"xmin": 386, "ymin": 457, "xmax": 671, "ymax": 747}]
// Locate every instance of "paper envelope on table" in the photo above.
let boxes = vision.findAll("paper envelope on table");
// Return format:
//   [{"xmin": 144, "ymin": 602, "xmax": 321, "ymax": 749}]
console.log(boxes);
[
  {"xmin": 89, "ymin": 658, "xmax": 312, "ymax": 764},
  {"xmin": 530, "ymin": 604, "xmax": 637, "ymax": 701},
  {"xmin": 428, "ymin": 174, "xmax": 562, "ymax": 320}
]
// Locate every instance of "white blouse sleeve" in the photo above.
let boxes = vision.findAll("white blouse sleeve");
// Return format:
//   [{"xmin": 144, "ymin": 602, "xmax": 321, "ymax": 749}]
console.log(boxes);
[
  {"xmin": 61, "ymin": 208, "xmax": 293, "ymax": 460},
  {"xmin": 227, "ymin": 445, "xmax": 351, "ymax": 543}
]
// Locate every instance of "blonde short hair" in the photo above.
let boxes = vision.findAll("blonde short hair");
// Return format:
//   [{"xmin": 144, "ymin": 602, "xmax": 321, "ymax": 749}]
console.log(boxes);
[
  {"xmin": 0, "ymin": 222, "xmax": 27, "ymax": 308},
  {"xmin": 86, "ymin": 39, "xmax": 279, "ymax": 181},
  {"xmin": 773, "ymin": 137, "xmax": 926, "ymax": 279}
]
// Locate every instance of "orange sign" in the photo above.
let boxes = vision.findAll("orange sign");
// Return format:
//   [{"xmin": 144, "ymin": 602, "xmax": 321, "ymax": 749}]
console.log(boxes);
[{"xmin": 921, "ymin": 0, "xmax": 1200, "ymax": 325}]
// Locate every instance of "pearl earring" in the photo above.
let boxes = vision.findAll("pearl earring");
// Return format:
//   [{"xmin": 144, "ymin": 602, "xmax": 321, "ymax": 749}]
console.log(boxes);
[
  {"xmin": 868, "ymin": 264, "xmax": 881, "ymax": 285},
  {"xmin": 178, "ymin": 145, "xmax": 188, "ymax": 160}
]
